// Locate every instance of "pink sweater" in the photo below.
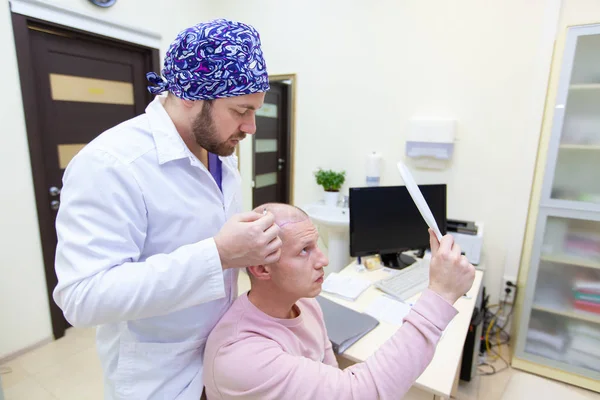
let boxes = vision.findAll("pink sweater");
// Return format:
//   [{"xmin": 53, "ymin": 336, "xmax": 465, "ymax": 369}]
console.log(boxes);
[{"xmin": 203, "ymin": 289, "xmax": 457, "ymax": 400}]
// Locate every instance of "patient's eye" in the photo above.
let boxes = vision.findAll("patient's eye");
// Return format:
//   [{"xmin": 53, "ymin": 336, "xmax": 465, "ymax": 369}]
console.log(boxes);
[{"xmin": 299, "ymin": 247, "xmax": 308, "ymax": 255}]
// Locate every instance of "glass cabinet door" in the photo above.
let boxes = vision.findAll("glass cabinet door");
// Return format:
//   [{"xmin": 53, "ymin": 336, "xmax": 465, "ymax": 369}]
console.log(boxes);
[
  {"xmin": 550, "ymin": 32, "xmax": 600, "ymax": 204},
  {"xmin": 514, "ymin": 24, "xmax": 600, "ymax": 391},
  {"xmin": 523, "ymin": 215, "xmax": 600, "ymax": 375}
]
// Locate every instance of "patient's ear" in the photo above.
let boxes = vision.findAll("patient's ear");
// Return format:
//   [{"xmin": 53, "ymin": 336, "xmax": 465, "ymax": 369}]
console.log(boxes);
[{"xmin": 247, "ymin": 265, "xmax": 272, "ymax": 281}]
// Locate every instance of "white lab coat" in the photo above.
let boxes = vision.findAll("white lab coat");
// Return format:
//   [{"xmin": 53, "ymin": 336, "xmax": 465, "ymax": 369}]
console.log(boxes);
[{"xmin": 53, "ymin": 95, "xmax": 241, "ymax": 400}]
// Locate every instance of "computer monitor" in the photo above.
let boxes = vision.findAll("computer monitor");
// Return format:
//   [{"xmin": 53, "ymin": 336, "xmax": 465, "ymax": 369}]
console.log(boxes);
[{"xmin": 349, "ymin": 184, "xmax": 447, "ymax": 269}]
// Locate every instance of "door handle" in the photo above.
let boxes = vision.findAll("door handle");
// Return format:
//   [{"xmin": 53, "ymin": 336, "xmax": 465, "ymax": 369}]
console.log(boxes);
[
  {"xmin": 50, "ymin": 200, "xmax": 60, "ymax": 211},
  {"xmin": 49, "ymin": 186, "xmax": 61, "ymax": 196},
  {"xmin": 278, "ymin": 158, "xmax": 285, "ymax": 164}
]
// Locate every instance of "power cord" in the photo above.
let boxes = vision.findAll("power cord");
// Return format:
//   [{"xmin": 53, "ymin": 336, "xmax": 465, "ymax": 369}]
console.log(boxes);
[
  {"xmin": 478, "ymin": 345, "xmax": 510, "ymax": 376},
  {"xmin": 477, "ymin": 282, "xmax": 517, "ymax": 376},
  {"xmin": 499, "ymin": 282, "xmax": 518, "ymax": 332}
]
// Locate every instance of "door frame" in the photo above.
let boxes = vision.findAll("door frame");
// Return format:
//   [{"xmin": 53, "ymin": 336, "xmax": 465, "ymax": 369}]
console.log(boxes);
[
  {"xmin": 9, "ymin": 0, "xmax": 162, "ymax": 49},
  {"xmin": 249, "ymin": 74, "xmax": 297, "ymax": 205},
  {"xmin": 11, "ymin": 13, "xmax": 160, "ymax": 339}
]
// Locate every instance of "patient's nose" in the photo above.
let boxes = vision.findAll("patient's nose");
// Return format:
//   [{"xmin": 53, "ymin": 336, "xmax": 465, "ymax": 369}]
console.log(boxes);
[{"xmin": 314, "ymin": 247, "xmax": 328, "ymax": 268}]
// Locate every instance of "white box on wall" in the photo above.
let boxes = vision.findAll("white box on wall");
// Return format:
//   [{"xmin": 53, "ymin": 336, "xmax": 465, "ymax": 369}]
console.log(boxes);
[{"xmin": 406, "ymin": 118, "xmax": 456, "ymax": 169}]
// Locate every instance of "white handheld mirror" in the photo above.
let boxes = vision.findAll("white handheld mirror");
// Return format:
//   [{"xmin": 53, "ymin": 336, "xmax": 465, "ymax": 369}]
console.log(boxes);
[{"xmin": 397, "ymin": 161, "xmax": 443, "ymax": 242}]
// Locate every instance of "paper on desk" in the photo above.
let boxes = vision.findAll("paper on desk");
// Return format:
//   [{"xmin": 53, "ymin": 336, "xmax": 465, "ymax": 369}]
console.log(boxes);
[
  {"xmin": 322, "ymin": 273, "xmax": 372, "ymax": 301},
  {"xmin": 364, "ymin": 295, "xmax": 412, "ymax": 326}
]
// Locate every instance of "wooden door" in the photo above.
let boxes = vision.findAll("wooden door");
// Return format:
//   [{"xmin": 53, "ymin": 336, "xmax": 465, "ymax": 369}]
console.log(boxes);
[
  {"xmin": 252, "ymin": 81, "xmax": 291, "ymax": 207},
  {"xmin": 12, "ymin": 14, "xmax": 159, "ymax": 339}
]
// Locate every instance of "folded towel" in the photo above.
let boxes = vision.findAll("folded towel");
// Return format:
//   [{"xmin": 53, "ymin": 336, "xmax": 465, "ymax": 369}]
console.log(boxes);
[
  {"xmin": 566, "ymin": 321, "xmax": 600, "ymax": 341},
  {"xmin": 575, "ymin": 288, "xmax": 600, "ymax": 296},
  {"xmin": 572, "ymin": 290, "xmax": 600, "ymax": 303},
  {"xmin": 565, "ymin": 347, "xmax": 600, "ymax": 372},
  {"xmin": 572, "ymin": 270, "xmax": 600, "ymax": 293},
  {"xmin": 574, "ymin": 299, "xmax": 600, "ymax": 315},
  {"xmin": 525, "ymin": 341, "xmax": 564, "ymax": 363},
  {"xmin": 569, "ymin": 334, "xmax": 600, "ymax": 359},
  {"xmin": 526, "ymin": 329, "xmax": 568, "ymax": 353},
  {"xmin": 564, "ymin": 232, "xmax": 600, "ymax": 259}
]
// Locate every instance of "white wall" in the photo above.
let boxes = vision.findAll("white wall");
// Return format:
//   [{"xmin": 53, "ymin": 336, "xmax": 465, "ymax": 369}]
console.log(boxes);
[
  {"xmin": 203, "ymin": 0, "xmax": 563, "ymax": 303},
  {"xmin": 0, "ymin": 0, "xmax": 209, "ymax": 359}
]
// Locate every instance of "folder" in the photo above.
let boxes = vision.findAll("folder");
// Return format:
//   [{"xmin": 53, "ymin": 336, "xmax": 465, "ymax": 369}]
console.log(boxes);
[{"xmin": 316, "ymin": 295, "xmax": 380, "ymax": 354}]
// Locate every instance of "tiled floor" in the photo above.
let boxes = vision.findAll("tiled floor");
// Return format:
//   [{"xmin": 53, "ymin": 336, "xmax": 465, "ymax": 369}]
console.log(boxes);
[
  {"xmin": 1, "ymin": 328, "xmax": 598, "ymax": 400},
  {"xmin": 457, "ymin": 346, "xmax": 600, "ymax": 400}
]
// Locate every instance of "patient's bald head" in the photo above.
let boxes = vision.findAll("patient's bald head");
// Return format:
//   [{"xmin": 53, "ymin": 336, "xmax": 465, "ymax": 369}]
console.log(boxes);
[
  {"xmin": 252, "ymin": 203, "xmax": 309, "ymax": 229},
  {"xmin": 247, "ymin": 203, "xmax": 328, "ymax": 299}
]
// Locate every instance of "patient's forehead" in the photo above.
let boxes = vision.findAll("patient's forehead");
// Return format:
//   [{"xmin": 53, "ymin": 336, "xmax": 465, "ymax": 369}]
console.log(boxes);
[{"xmin": 281, "ymin": 219, "xmax": 318, "ymax": 246}]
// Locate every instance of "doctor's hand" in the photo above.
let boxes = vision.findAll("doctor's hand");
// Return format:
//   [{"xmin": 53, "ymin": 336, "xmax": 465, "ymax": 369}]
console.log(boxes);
[
  {"xmin": 214, "ymin": 211, "xmax": 282, "ymax": 270},
  {"xmin": 427, "ymin": 229, "xmax": 476, "ymax": 305}
]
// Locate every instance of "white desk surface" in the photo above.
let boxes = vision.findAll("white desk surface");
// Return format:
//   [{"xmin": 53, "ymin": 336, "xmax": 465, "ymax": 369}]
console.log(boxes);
[{"xmin": 237, "ymin": 263, "xmax": 484, "ymax": 399}]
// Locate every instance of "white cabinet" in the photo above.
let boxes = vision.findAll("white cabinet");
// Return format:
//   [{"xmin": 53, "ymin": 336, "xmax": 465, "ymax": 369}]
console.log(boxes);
[{"xmin": 512, "ymin": 23, "xmax": 600, "ymax": 392}]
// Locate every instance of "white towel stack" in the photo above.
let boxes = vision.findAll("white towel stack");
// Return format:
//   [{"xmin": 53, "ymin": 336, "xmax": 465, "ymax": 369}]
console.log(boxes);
[
  {"xmin": 564, "ymin": 321, "xmax": 600, "ymax": 372},
  {"xmin": 525, "ymin": 314, "xmax": 568, "ymax": 363}
]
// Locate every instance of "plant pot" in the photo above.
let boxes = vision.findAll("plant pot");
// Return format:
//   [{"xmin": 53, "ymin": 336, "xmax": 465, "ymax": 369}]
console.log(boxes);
[{"xmin": 323, "ymin": 191, "xmax": 339, "ymax": 207}]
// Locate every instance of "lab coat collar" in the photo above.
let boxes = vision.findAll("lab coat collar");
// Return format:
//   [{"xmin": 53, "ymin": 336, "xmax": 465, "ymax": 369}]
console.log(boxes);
[
  {"xmin": 145, "ymin": 95, "xmax": 240, "ymax": 179},
  {"xmin": 145, "ymin": 95, "xmax": 192, "ymax": 165}
]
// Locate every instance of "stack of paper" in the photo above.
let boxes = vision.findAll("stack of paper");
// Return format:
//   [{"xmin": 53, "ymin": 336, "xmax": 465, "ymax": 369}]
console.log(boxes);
[
  {"xmin": 364, "ymin": 295, "xmax": 412, "ymax": 326},
  {"xmin": 364, "ymin": 295, "xmax": 452, "ymax": 340},
  {"xmin": 322, "ymin": 273, "xmax": 372, "ymax": 301}
]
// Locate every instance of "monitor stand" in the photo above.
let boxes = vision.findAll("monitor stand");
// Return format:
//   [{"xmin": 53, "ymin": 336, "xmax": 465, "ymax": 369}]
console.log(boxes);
[{"xmin": 380, "ymin": 252, "xmax": 417, "ymax": 270}]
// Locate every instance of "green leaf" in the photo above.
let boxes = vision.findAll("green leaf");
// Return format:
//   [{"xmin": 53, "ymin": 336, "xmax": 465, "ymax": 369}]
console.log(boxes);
[{"xmin": 314, "ymin": 168, "xmax": 346, "ymax": 192}]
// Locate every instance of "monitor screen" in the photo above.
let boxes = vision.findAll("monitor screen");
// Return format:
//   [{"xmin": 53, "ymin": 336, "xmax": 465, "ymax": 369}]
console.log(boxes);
[{"xmin": 349, "ymin": 184, "xmax": 447, "ymax": 258}]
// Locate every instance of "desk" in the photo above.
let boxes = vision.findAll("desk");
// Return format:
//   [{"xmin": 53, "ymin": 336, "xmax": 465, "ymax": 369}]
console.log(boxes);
[{"xmin": 237, "ymin": 262, "xmax": 484, "ymax": 400}]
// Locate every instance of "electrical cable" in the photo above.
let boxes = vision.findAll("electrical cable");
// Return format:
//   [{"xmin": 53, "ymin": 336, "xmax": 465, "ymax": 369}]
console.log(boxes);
[{"xmin": 478, "ymin": 284, "xmax": 517, "ymax": 376}]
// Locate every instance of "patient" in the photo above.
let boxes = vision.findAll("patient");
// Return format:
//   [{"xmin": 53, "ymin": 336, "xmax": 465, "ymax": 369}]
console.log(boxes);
[{"xmin": 203, "ymin": 203, "xmax": 475, "ymax": 400}]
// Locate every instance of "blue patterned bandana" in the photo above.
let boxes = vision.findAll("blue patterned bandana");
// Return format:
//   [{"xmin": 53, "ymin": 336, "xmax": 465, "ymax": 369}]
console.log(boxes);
[{"xmin": 146, "ymin": 19, "xmax": 269, "ymax": 100}]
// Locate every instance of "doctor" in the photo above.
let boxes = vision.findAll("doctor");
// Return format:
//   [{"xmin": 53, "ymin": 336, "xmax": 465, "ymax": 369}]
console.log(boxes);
[{"xmin": 53, "ymin": 19, "xmax": 280, "ymax": 399}]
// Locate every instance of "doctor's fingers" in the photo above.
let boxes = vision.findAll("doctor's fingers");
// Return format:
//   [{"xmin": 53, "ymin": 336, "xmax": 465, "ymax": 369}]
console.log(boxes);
[
  {"xmin": 263, "ymin": 248, "xmax": 282, "ymax": 265},
  {"xmin": 252, "ymin": 212, "xmax": 276, "ymax": 231},
  {"xmin": 263, "ymin": 235, "xmax": 283, "ymax": 254},
  {"xmin": 261, "ymin": 223, "xmax": 281, "ymax": 243}
]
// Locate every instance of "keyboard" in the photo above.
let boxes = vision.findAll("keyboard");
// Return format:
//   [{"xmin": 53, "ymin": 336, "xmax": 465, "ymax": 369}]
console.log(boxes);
[{"xmin": 375, "ymin": 260, "xmax": 430, "ymax": 301}]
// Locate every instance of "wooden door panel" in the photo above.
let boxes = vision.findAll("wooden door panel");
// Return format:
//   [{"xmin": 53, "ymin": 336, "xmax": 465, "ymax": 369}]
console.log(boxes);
[
  {"xmin": 13, "ymin": 14, "xmax": 159, "ymax": 339},
  {"xmin": 255, "ymin": 153, "xmax": 279, "ymax": 175},
  {"xmin": 253, "ymin": 82, "xmax": 291, "ymax": 208},
  {"xmin": 49, "ymin": 104, "xmax": 136, "ymax": 141},
  {"xmin": 254, "ymin": 186, "xmax": 278, "ymax": 207},
  {"xmin": 254, "ymin": 117, "xmax": 278, "ymax": 139}
]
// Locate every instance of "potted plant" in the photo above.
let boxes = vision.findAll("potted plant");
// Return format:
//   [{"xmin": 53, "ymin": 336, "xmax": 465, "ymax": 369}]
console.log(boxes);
[{"xmin": 314, "ymin": 168, "xmax": 346, "ymax": 207}]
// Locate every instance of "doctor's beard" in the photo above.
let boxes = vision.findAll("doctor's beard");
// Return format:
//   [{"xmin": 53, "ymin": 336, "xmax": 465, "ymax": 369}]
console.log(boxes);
[{"xmin": 192, "ymin": 101, "xmax": 246, "ymax": 157}]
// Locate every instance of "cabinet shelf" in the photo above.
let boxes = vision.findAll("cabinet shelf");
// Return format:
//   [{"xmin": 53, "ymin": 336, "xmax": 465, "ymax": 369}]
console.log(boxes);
[
  {"xmin": 559, "ymin": 144, "xmax": 600, "ymax": 151},
  {"xmin": 569, "ymin": 83, "xmax": 600, "ymax": 90},
  {"xmin": 540, "ymin": 254, "xmax": 600, "ymax": 270},
  {"xmin": 532, "ymin": 304, "xmax": 600, "ymax": 325}
]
